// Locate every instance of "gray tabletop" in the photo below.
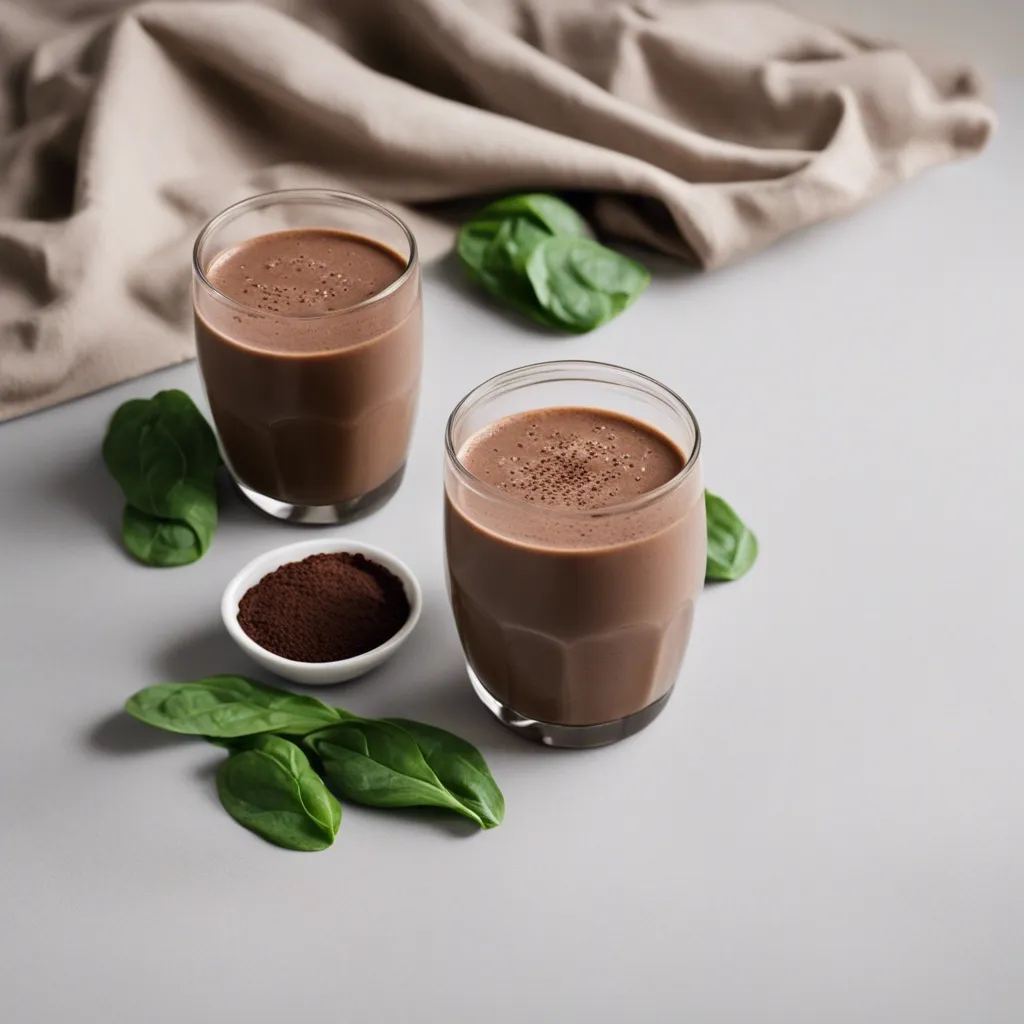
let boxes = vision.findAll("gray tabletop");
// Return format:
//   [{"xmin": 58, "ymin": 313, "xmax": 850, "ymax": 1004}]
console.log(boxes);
[{"xmin": 3, "ymin": 68, "xmax": 1023, "ymax": 1024}]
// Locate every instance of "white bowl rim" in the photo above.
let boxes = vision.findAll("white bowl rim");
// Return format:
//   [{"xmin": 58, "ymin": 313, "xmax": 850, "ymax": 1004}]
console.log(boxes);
[{"xmin": 221, "ymin": 538, "xmax": 423, "ymax": 673}]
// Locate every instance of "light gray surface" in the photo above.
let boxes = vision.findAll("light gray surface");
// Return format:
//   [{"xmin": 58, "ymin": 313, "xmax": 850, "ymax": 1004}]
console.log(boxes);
[{"xmin": 3, "ymin": 64, "xmax": 1024, "ymax": 1024}]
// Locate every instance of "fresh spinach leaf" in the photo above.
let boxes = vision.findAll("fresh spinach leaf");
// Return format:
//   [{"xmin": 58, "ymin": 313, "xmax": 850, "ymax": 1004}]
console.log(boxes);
[
  {"xmin": 705, "ymin": 491, "xmax": 759, "ymax": 582},
  {"xmin": 526, "ymin": 236, "xmax": 649, "ymax": 333},
  {"xmin": 125, "ymin": 676, "xmax": 345, "ymax": 738},
  {"xmin": 457, "ymin": 193, "xmax": 648, "ymax": 333},
  {"xmin": 306, "ymin": 719, "xmax": 499, "ymax": 829},
  {"xmin": 120, "ymin": 501, "xmax": 214, "ymax": 568},
  {"xmin": 382, "ymin": 718, "xmax": 504, "ymax": 829},
  {"xmin": 126, "ymin": 676, "xmax": 507, "ymax": 842},
  {"xmin": 103, "ymin": 389, "xmax": 220, "ymax": 518},
  {"xmin": 457, "ymin": 218, "xmax": 506, "ymax": 275},
  {"xmin": 217, "ymin": 735, "xmax": 341, "ymax": 851},
  {"xmin": 483, "ymin": 217, "xmax": 553, "ymax": 278},
  {"xmin": 102, "ymin": 390, "xmax": 221, "ymax": 566},
  {"xmin": 458, "ymin": 215, "xmax": 561, "ymax": 328},
  {"xmin": 476, "ymin": 194, "xmax": 589, "ymax": 238}
]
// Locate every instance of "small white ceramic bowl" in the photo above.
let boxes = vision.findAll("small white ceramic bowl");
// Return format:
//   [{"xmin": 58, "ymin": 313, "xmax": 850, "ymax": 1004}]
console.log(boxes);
[{"xmin": 221, "ymin": 538, "xmax": 422, "ymax": 686}]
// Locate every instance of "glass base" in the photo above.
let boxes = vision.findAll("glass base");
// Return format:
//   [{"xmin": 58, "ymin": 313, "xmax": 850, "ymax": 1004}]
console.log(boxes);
[
  {"xmin": 236, "ymin": 465, "xmax": 405, "ymax": 525},
  {"xmin": 468, "ymin": 666, "xmax": 673, "ymax": 749}
]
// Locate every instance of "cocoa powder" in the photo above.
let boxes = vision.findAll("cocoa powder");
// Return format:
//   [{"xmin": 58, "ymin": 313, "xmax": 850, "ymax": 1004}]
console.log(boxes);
[{"xmin": 237, "ymin": 552, "xmax": 410, "ymax": 662}]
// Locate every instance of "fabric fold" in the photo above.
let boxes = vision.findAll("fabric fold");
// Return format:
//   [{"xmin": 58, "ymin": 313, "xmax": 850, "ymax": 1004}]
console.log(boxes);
[{"xmin": 0, "ymin": 0, "xmax": 995, "ymax": 421}]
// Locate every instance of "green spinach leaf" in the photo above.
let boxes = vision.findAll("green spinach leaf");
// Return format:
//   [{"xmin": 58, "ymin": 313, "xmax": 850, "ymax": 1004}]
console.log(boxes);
[
  {"xmin": 457, "ymin": 193, "xmax": 649, "ymax": 333},
  {"xmin": 125, "ymin": 677, "xmax": 507, "ymax": 843},
  {"xmin": 103, "ymin": 389, "xmax": 220, "ymax": 518},
  {"xmin": 526, "ymin": 236, "xmax": 649, "ymax": 333},
  {"xmin": 126, "ymin": 676, "xmax": 345, "ymax": 738},
  {"xmin": 457, "ymin": 215, "xmax": 561, "ymax": 328},
  {"xmin": 705, "ymin": 491, "xmax": 759, "ymax": 582},
  {"xmin": 102, "ymin": 390, "xmax": 221, "ymax": 566},
  {"xmin": 120, "ymin": 502, "xmax": 214, "ymax": 568},
  {"xmin": 483, "ymin": 217, "xmax": 553, "ymax": 278},
  {"xmin": 306, "ymin": 719, "xmax": 500, "ymax": 829},
  {"xmin": 457, "ymin": 217, "xmax": 505, "ymax": 275},
  {"xmin": 476, "ymin": 194, "xmax": 589, "ymax": 238},
  {"xmin": 382, "ymin": 718, "xmax": 504, "ymax": 829},
  {"xmin": 217, "ymin": 735, "xmax": 341, "ymax": 851}
]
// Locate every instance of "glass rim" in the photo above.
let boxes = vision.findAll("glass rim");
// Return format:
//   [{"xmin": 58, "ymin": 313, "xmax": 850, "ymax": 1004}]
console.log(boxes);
[
  {"xmin": 191, "ymin": 188, "xmax": 419, "ymax": 321},
  {"xmin": 444, "ymin": 359, "xmax": 702, "ymax": 519}
]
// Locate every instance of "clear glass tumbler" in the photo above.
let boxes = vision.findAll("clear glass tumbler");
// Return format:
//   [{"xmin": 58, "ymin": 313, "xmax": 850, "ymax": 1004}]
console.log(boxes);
[
  {"xmin": 444, "ymin": 360, "xmax": 705, "ymax": 748},
  {"xmin": 193, "ymin": 189, "xmax": 421, "ymax": 524}
]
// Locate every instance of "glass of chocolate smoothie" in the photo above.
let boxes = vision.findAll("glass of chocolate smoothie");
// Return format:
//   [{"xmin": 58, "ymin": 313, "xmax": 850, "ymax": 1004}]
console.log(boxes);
[
  {"xmin": 445, "ymin": 361, "xmax": 705, "ymax": 748},
  {"xmin": 193, "ymin": 190, "xmax": 421, "ymax": 523}
]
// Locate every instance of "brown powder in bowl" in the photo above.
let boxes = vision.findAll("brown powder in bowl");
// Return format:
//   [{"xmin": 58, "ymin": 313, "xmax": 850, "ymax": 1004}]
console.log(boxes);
[{"xmin": 237, "ymin": 552, "xmax": 411, "ymax": 663}]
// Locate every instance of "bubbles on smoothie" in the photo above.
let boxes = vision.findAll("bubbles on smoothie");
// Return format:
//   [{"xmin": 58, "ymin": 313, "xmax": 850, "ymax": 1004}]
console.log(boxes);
[
  {"xmin": 460, "ymin": 408, "xmax": 682, "ymax": 515},
  {"xmin": 207, "ymin": 229, "xmax": 405, "ymax": 323}
]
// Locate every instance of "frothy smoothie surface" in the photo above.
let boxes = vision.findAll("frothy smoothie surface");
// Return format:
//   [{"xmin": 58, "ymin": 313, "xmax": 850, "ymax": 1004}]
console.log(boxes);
[
  {"xmin": 458, "ymin": 407, "xmax": 685, "ymax": 511},
  {"xmin": 206, "ymin": 228, "xmax": 406, "ymax": 324}
]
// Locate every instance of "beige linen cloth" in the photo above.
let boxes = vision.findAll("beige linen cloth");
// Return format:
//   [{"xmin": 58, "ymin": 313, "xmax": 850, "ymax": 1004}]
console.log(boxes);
[{"xmin": 0, "ymin": 0, "xmax": 994, "ymax": 421}]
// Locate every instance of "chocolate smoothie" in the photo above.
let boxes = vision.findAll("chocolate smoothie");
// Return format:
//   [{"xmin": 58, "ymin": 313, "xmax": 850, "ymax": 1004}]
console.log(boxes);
[
  {"xmin": 194, "ymin": 227, "xmax": 421, "ymax": 508},
  {"xmin": 445, "ymin": 406, "xmax": 706, "ymax": 729}
]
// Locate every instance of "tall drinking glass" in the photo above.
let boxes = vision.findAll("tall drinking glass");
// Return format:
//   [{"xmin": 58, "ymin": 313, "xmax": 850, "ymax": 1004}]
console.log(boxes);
[
  {"xmin": 193, "ymin": 189, "xmax": 421, "ymax": 524},
  {"xmin": 445, "ymin": 360, "xmax": 705, "ymax": 748}
]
